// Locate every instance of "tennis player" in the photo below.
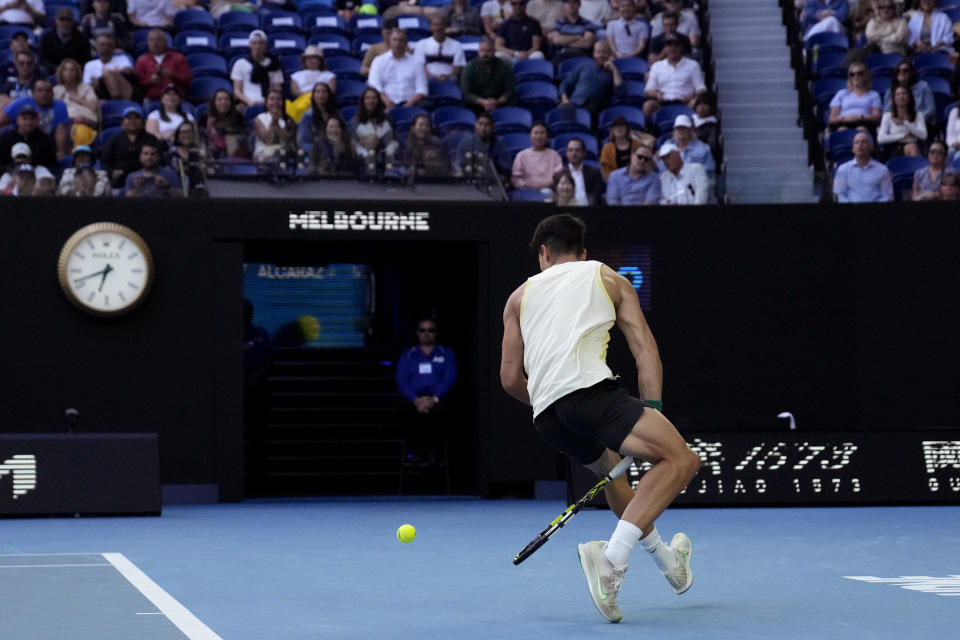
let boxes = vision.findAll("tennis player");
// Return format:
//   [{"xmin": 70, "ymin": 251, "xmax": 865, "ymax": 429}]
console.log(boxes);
[{"xmin": 500, "ymin": 213, "xmax": 700, "ymax": 623}]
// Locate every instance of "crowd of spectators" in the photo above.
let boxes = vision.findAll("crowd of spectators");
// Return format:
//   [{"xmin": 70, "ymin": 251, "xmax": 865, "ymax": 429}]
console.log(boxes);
[
  {"xmin": 799, "ymin": 0, "xmax": 960, "ymax": 202},
  {"xmin": 0, "ymin": 0, "xmax": 716, "ymax": 201}
]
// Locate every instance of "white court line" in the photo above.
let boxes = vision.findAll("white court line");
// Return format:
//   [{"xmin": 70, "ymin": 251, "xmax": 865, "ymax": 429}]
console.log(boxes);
[
  {"xmin": 103, "ymin": 553, "xmax": 223, "ymax": 640},
  {"xmin": 0, "ymin": 563, "xmax": 111, "ymax": 568}
]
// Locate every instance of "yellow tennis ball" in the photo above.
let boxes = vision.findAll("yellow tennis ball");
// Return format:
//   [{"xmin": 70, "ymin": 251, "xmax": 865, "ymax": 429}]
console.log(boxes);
[
  {"xmin": 397, "ymin": 524, "xmax": 416, "ymax": 543},
  {"xmin": 296, "ymin": 315, "xmax": 321, "ymax": 341}
]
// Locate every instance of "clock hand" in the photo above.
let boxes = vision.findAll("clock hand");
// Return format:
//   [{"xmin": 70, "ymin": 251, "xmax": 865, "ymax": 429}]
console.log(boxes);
[
  {"xmin": 73, "ymin": 266, "xmax": 111, "ymax": 284},
  {"xmin": 97, "ymin": 263, "xmax": 114, "ymax": 292}
]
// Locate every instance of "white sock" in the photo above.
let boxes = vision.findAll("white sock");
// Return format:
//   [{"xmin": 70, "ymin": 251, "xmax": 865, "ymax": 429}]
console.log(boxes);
[
  {"xmin": 639, "ymin": 527, "xmax": 678, "ymax": 573},
  {"xmin": 604, "ymin": 519, "xmax": 642, "ymax": 569}
]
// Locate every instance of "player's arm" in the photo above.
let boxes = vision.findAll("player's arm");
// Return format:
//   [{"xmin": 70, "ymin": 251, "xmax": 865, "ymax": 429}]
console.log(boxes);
[
  {"xmin": 500, "ymin": 284, "xmax": 530, "ymax": 406},
  {"xmin": 602, "ymin": 265, "xmax": 662, "ymax": 403}
]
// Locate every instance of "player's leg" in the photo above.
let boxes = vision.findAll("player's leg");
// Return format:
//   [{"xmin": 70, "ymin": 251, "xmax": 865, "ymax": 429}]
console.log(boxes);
[{"xmin": 583, "ymin": 449, "xmax": 634, "ymax": 519}]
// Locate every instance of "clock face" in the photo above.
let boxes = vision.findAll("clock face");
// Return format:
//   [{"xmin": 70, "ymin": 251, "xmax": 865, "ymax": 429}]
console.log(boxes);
[{"xmin": 58, "ymin": 223, "xmax": 153, "ymax": 317}]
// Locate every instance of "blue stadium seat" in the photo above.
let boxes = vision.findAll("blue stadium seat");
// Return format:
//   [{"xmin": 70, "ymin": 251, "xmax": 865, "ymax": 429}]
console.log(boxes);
[
  {"xmin": 598, "ymin": 106, "xmax": 645, "ymax": 136},
  {"xmin": 513, "ymin": 58, "xmax": 554, "ymax": 84},
  {"xmin": 93, "ymin": 125, "xmax": 122, "ymax": 152},
  {"xmin": 335, "ymin": 78, "xmax": 366, "ymax": 108},
  {"xmin": 551, "ymin": 132, "xmax": 598, "ymax": 160},
  {"xmin": 0, "ymin": 25, "xmax": 34, "ymax": 45},
  {"xmin": 427, "ymin": 80, "xmax": 462, "ymax": 108},
  {"xmin": 326, "ymin": 56, "xmax": 363, "ymax": 81},
  {"xmin": 188, "ymin": 76, "xmax": 233, "ymax": 104},
  {"xmin": 352, "ymin": 33, "xmax": 382, "ymax": 57},
  {"xmin": 340, "ymin": 104, "xmax": 357, "ymax": 122},
  {"xmin": 262, "ymin": 10, "xmax": 305, "ymax": 35},
  {"xmin": 281, "ymin": 53, "xmax": 303, "ymax": 75},
  {"xmin": 100, "ymin": 100, "xmax": 140, "ymax": 128},
  {"xmin": 308, "ymin": 32, "xmax": 352, "ymax": 57},
  {"xmin": 556, "ymin": 56, "xmax": 592, "ymax": 80},
  {"xmin": 611, "ymin": 80, "xmax": 646, "ymax": 107},
  {"xmin": 812, "ymin": 76, "xmax": 846, "ymax": 104},
  {"xmin": 872, "ymin": 75, "xmax": 891, "ymax": 97},
  {"xmin": 516, "ymin": 81, "xmax": 558, "ymax": 120},
  {"xmin": 219, "ymin": 33, "xmax": 255, "ymax": 59},
  {"xmin": 544, "ymin": 106, "xmax": 590, "ymax": 134},
  {"xmin": 924, "ymin": 75, "xmax": 952, "ymax": 98},
  {"xmin": 612, "ymin": 57, "xmax": 648, "ymax": 81},
  {"xmin": 217, "ymin": 11, "xmax": 259, "ymax": 34},
  {"xmin": 866, "ymin": 52, "xmax": 903, "ymax": 77},
  {"xmin": 431, "ymin": 105, "xmax": 475, "ymax": 135},
  {"xmin": 45, "ymin": 3, "xmax": 79, "ymax": 21},
  {"xmin": 307, "ymin": 14, "xmax": 350, "ymax": 37},
  {"xmin": 220, "ymin": 162, "xmax": 260, "ymax": 175},
  {"xmin": 296, "ymin": 0, "xmax": 335, "ymax": 10},
  {"xmin": 349, "ymin": 14, "xmax": 384, "ymax": 37},
  {"xmin": 651, "ymin": 104, "xmax": 694, "ymax": 134},
  {"xmin": 395, "ymin": 15, "xmax": 430, "ymax": 41},
  {"xmin": 390, "ymin": 105, "xmax": 429, "ymax": 129},
  {"xmin": 804, "ymin": 31, "xmax": 849, "ymax": 55},
  {"xmin": 943, "ymin": 100, "xmax": 959, "ymax": 123},
  {"xmin": 419, "ymin": 0, "xmax": 453, "ymax": 6},
  {"xmin": 508, "ymin": 188, "xmax": 549, "ymax": 202},
  {"xmin": 826, "ymin": 129, "xmax": 867, "ymax": 166},
  {"xmin": 269, "ymin": 32, "xmax": 307, "ymax": 55},
  {"xmin": 174, "ymin": 30, "xmax": 218, "ymax": 55},
  {"xmin": 913, "ymin": 53, "xmax": 954, "ymax": 80},
  {"xmin": 456, "ymin": 34, "xmax": 482, "ymax": 60},
  {"xmin": 490, "ymin": 106, "xmax": 533, "ymax": 134},
  {"xmin": 187, "ymin": 52, "xmax": 229, "ymax": 79},
  {"xmin": 174, "ymin": 9, "xmax": 216, "ymax": 33},
  {"xmin": 886, "ymin": 155, "xmax": 928, "ymax": 200},
  {"xmin": 501, "ymin": 132, "xmax": 532, "ymax": 159},
  {"xmin": 809, "ymin": 51, "xmax": 847, "ymax": 78},
  {"xmin": 244, "ymin": 104, "xmax": 265, "ymax": 123}
]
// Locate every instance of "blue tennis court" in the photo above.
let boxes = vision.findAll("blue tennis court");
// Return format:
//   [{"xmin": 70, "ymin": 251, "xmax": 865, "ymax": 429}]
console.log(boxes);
[{"xmin": 2, "ymin": 500, "xmax": 957, "ymax": 639}]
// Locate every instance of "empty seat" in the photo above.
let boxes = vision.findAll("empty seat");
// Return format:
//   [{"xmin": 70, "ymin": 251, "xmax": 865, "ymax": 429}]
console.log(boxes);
[
  {"xmin": 174, "ymin": 9, "xmax": 216, "ymax": 33},
  {"xmin": 866, "ymin": 52, "xmax": 903, "ymax": 77},
  {"xmin": 308, "ymin": 32, "xmax": 352, "ymax": 57},
  {"xmin": 187, "ymin": 52, "xmax": 229, "ymax": 78},
  {"xmin": 327, "ymin": 56, "xmax": 363, "ymax": 81},
  {"xmin": 307, "ymin": 14, "xmax": 350, "ymax": 37},
  {"xmin": 612, "ymin": 57, "xmax": 648, "ymax": 81},
  {"xmin": 913, "ymin": 52, "xmax": 954, "ymax": 80},
  {"xmin": 268, "ymin": 32, "xmax": 307, "ymax": 55},
  {"xmin": 804, "ymin": 31, "xmax": 848, "ymax": 55},
  {"xmin": 427, "ymin": 80, "xmax": 462, "ymax": 108},
  {"xmin": 349, "ymin": 14, "xmax": 383, "ymax": 36},
  {"xmin": 217, "ymin": 11, "xmax": 259, "ymax": 34},
  {"xmin": 188, "ymin": 76, "xmax": 233, "ymax": 104},
  {"xmin": 431, "ymin": 105, "xmax": 475, "ymax": 135},
  {"xmin": 262, "ymin": 10, "xmax": 305, "ymax": 34},
  {"xmin": 556, "ymin": 56, "xmax": 592, "ymax": 80},
  {"xmin": 598, "ymin": 105, "xmax": 645, "ymax": 136},
  {"xmin": 513, "ymin": 58, "xmax": 554, "ymax": 84},
  {"xmin": 174, "ymin": 30, "xmax": 217, "ymax": 55},
  {"xmin": 335, "ymin": 78, "xmax": 366, "ymax": 108},
  {"xmin": 490, "ymin": 106, "xmax": 533, "ymax": 134},
  {"xmin": 515, "ymin": 81, "xmax": 558, "ymax": 120},
  {"xmin": 611, "ymin": 80, "xmax": 646, "ymax": 107},
  {"xmin": 544, "ymin": 106, "xmax": 591, "ymax": 134},
  {"xmin": 651, "ymin": 104, "xmax": 694, "ymax": 133},
  {"xmin": 395, "ymin": 15, "xmax": 430, "ymax": 41}
]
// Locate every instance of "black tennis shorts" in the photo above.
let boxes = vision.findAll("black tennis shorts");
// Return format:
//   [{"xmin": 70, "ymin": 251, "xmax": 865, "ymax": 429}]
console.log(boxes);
[{"xmin": 533, "ymin": 378, "xmax": 647, "ymax": 466}]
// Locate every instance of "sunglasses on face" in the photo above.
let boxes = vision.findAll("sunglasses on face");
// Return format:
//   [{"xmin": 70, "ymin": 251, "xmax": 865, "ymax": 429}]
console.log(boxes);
[
  {"xmin": 848, "ymin": 70, "xmax": 864, "ymax": 77},
  {"xmin": 418, "ymin": 328, "xmax": 436, "ymax": 333},
  {"xmin": 635, "ymin": 154, "xmax": 652, "ymax": 161}
]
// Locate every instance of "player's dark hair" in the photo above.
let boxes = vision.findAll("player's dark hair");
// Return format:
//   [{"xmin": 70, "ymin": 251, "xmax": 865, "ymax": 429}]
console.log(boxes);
[{"xmin": 529, "ymin": 214, "xmax": 586, "ymax": 257}]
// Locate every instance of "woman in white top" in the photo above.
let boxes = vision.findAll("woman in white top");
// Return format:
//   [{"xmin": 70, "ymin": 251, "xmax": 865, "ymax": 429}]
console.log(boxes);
[
  {"xmin": 54, "ymin": 58, "xmax": 100, "ymax": 127},
  {"xmin": 877, "ymin": 84, "xmax": 926, "ymax": 159},
  {"xmin": 146, "ymin": 84, "xmax": 195, "ymax": 143},
  {"xmin": 907, "ymin": 0, "xmax": 955, "ymax": 54},
  {"xmin": 946, "ymin": 101, "xmax": 960, "ymax": 167},
  {"xmin": 252, "ymin": 88, "xmax": 295, "ymax": 162},
  {"xmin": 864, "ymin": 1, "xmax": 908, "ymax": 55},
  {"xmin": 290, "ymin": 45, "xmax": 337, "ymax": 98}
]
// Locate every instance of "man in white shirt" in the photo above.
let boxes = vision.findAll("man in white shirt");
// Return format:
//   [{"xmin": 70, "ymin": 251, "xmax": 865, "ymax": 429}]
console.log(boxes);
[
  {"xmin": 368, "ymin": 28, "xmax": 428, "ymax": 109},
  {"xmin": 0, "ymin": 143, "xmax": 55, "ymax": 195},
  {"xmin": 579, "ymin": 0, "xmax": 613, "ymax": 26},
  {"xmin": 230, "ymin": 30, "xmax": 285, "ymax": 107},
  {"xmin": 526, "ymin": 0, "xmax": 564, "ymax": 35},
  {"xmin": 126, "ymin": 0, "xmax": 176, "ymax": 29},
  {"xmin": 414, "ymin": 15, "xmax": 466, "ymax": 82},
  {"xmin": 0, "ymin": 0, "xmax": 44, "ymax": 26},
  {"xmin": 564, "ymin": 136, "xmax": 604, "ymax": 205},
  {"xmin": 642, "ymin": 33, "xmax": 705, "ymax": 118},
  {"xmin": 480, "ymin": 0, "xmax": 512, "ymax": 40},
  {"xmin": 82, "ymin": 33, "xmax": 135, "ymax": 100},
  {"xmin": 658, "ymin": 142, "xmax": 707, "ymax": 204},
  {"xmin": 649, "ymin": 0, "xmax": 700, "ymax": 49}
]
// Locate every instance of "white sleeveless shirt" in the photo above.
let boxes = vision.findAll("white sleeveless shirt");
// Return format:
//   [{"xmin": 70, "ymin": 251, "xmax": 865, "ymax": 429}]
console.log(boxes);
[{"xmin": 520, "ymin": 260, "xmax": 616, "ymax": 417}]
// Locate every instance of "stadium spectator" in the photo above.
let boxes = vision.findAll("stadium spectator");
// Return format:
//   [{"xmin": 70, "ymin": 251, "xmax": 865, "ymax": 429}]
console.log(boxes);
[
  {"xmin": 40, "ymin": 8, "xmax": 92, "ymax": 68},
  {"xmin": 693, "ymin": 92, "xmax": 720, "ymax": 164},
  {"xmin": 579, "ymin": 0, "xmax": 612, "ymax": 26},
  {"xmin": 864, "ymin": 1, "xmax": 908, "ymax": 56},
  {"xmin": 937, "ymin": 171, "xmax": 959, "ymax": 201},
  {"xmin": 361, "ymin": 19, "xmax": 407, "ymax": 78},
  {"xmin": 551, "ymin": 167, "xmax": 581, "ymax": 205},
  {"xmin": 662, "ymin": 113, "xmax": 714, "ymax": 180},
  {"xmin": 0, "ymin": 0, "xmax": 43, "ymax": 26},
  {"xmin": 0, "ymin": 142, "xmax": 55, "ymax": 195},
  {"xmin": 146, "ymin": 84, "xmax": 194, "ymax": 143},
  {"xmin": 877, "ymin": 84, "xmax": 925, "ymax": 159},
  {"xmin": 650, "ymin": 0, "xmax": 700, "ymax": 50},
  {"xmin": 511, "ymin": 121, "xmax": 563, "ymax": 189},
  {"xmin": 563, "ymin": 136, "xmax": 604, "ymax": 205},
  {"xmin": 546, "ymin": 0, "xmax": 596, "ymax": 62},
  {"xmin": 414, "ymin": 15, "xmax": 467, "ymax": 82},
  {"xmin": 1, "ymin": 79, "xmax": 71, "ymax": 158},
  {"xmin": 231, "ymin": 30, "xmax": 284, "ymax": 108},
  {"xmin": 947, "ymin": 99, "xmax": 960, "ymax": 167},
  {"xmin": 83, "ymin": 33, "xmax": 136, "ymax": 101},
  {"xmin": 460, "ymin": 36, "xmax": 516, "ymax": 113},
  {"xmin": 907, "ymin": 0, "xmax": 954, "ymax": 55},
  {"xmin": 495, "ymin": 0, "xmax": 544, "ymax": 65},
  {"xmin": 54, "ymin": 58, "xmax": 100, "ymax": 146},
  {"xmin": 0, "ymin": 103, "xmax": 57, "ymax": 171},
  {"xmin": 607, "ymin": 0, "xmax": 648, "ymax": 60},
  {"xmin": 200, "ymin": 89, "xmax": 250, "ymax": 159},
  {"xmin": 883, "ymin": 61, "xmax": 935, "ymax": 126},
  {"xmin": 832, "ymin": 131, "xmax": 893, "ymax": 202},
  {"xmin": 2, "ymin": 51, "xmax": 44, "ymax": 102},
  {"xmin": 1, "ymin": 29, "xmax": 33, "ymax": 83},
  {"xmin": 647, "ymin": 11, "xmax": 691, "ymax": 64},
  {"xmin": 368, "ymin": 28, "xmax": 428, "ymax": 109},
  {"xmin": 57, "ymin": 144, "xmax": 110, "ymax": 196},
  {"xmin": 658, "ymin": 141, "xmax": 707, "ymax": 204},
  {"xmin": 134, "ymin": 29, "xmax": 192, "ymax": 102},
  {"xmin": 309, "ymin": 114, "xmax": 360, "ymax": 175},
  {"xmin": 252, "ymin": 88, "xmax": 295, "ymax": 162},
  {"xmin": 169, "ymin": 121, "xmax": 206, "ymax": 196},
  {"xmin": 127, "ymin": 0, "xmax": 177, "ymax": 29},
  {"xmin": 80, "ymin": 0, "xmax": 132, "ymax": 55},
  {"xmin": 481, "ymin": 0, "xmax": 512, "ymax": 41},
  {"xmin": 642, "ymin": 33, "xmax": 706, "ymax": 119},
  {"xmin": 297, "ymin": 82, "xmax": 339, "ymax": 156},
  {"xmin": 558, "ymin": 40, "xmax": 623, "ymax": 115},
  {"xmin": 828, "ymin": 62, "xmax": 881, "ymax": 131},
  {"xmin": 444, "ymin": 0, "xmax": 483, "ymax": 36},
  {"xmin": 125, "ymin": 140, "xmax": 181, "ymax": 196},
  {"xmin": 209, "ymin": 0, "xmax": 250, "ymax": 19},
  {"xmin": 800, "ymin": 0, "xmax": 848, "ymax": 42},
  {"xmin": 847, "ymin": 0, "xmax": 877, "ymax": 47},
  {"xmin": 606, "ymin": 142, "xmax": 660, "ymax": 205},
  {"xmin": 404, "ymin": 113, "xmax": 451, "ymax": 176},
  {"xmin": 290, "ymin": 46, "xmax": 336, "ymax": 99},
  {"xmin": 526, "ymin": 0, "xmax": 564, "ymax": 37},
  {"xmin": 101, "ymin": 105, "xmax": 160, "ymax": 189},
  {"xmin": 911, "ymin": 141, "xmax": 954, "ymax": 201},
  {"xmin": 351, "ymin": 87, "xmax": 399, "ymax": 164},
  {"xmin": 454, "ymin": 112, "xmax": 508, "ymax": 175},
  {"xmin": 600, "ymin": 114, "xmax": 644, "ymax": 179}
]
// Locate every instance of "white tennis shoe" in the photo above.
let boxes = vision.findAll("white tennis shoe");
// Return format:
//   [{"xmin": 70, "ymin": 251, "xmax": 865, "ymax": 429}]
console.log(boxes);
[
  {"xmin": 577, "ymin": 541, "xmax": 626, "ymax": 623},
  {"xmin": 664, "ymin": 532, "xmax": 693, "ymax": 594}
]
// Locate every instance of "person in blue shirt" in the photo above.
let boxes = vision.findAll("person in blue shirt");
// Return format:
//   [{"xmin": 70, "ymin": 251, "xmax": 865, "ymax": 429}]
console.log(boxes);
[
  {"xmin": 833, "ymin": 131, "xmax": 893, "ymax": 202},
  {"xmin": 396, "ymin": 317, "xmax": 458, "ymax": 463},
  {"xmin": 123, "ymin": 140, "xmax": 182, "ymax": 197},
  {"xmin": 558, "ymin": 40, "xmax": 624, "ymax": 117},
  {"xmin": 606, "ymin": 144, "xmax": 661, "ymax": 205},
  {"xmin": 2, "ymin": 79, "xmax": 71, "ymax": 157}
]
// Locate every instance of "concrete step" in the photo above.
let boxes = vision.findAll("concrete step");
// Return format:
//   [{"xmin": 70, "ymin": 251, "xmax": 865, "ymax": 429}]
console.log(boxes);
[
  {"xmin": 721, "ymin": 79, "xmax": 796, "ymax": 91},
  {"xmin": 724, "ymin": 140, "xmax": 808, "ymax": 155}
]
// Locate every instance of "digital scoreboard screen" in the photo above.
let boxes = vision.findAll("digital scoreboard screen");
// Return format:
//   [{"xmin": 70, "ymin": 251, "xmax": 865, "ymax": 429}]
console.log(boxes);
[{"xmin": 589, "ymin": 245, "xmax": 653, "ymax": 310}]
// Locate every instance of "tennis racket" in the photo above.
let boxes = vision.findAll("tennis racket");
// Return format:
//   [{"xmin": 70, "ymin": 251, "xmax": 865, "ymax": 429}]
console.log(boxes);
[{"xmin": 512, "ymin": 455, "xmax": 635, "ymax": 565}]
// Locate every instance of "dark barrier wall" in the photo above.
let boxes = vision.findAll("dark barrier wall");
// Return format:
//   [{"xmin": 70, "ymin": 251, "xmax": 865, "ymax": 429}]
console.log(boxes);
[{"xmin": 2, "ymin": 199, "xmax": 958, "ymax": 500}]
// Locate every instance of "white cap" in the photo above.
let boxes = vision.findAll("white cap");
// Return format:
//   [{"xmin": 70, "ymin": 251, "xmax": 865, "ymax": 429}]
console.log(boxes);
[
  {"xmin": 658, "ymin": 142, "xmax": 680, "ymax": 157},
  {"xmin": 248, "ymin": 29, "xmax": 267, "ymax": 43},
  {"xmin": 673, "ymin": 114, "xmax": 693, "ymax": 128},
  {"xmin": 11, "ymin": 142, "xmax": 31, "ymax": 159}
]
